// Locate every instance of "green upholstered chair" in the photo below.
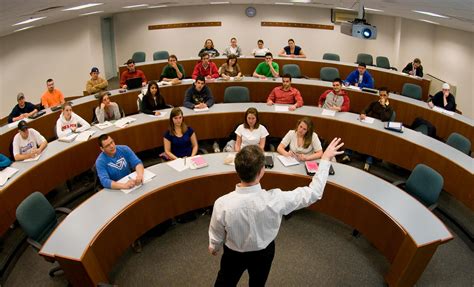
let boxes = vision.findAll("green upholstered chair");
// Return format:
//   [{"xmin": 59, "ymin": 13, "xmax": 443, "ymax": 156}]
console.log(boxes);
[
  {"xmin": 282, "ymin": 64, "xmax": 302, "ymax": 78},
  {"xmin": 376, "ymin": 56, "xmax": 397, "ymax": 71},
  {"xmin": 16, "ymin": 192, "xmax": 71, "ymax": 277},
  {"xmin": 402, "ymin": 83, "xmax": 422, "ymax": 100},
  {"xmin": 224, "ymin": 86, "xmax": 250, "ymax": 103},
  {"xmin": 132, "ymin": 51, "xmax": 146, "ymax": 63},
  {"xmin": 446, "ymin": 132, "xmax": 471, "ymax": 155},
  {"xmin": 323, "ymin": 53, "xmax": 340, "ymax": 61},
  {"xmin": 356, "ymin": 53, "xmax": 373, "ymax": 66},
  {"xmin": 394, "ymin": 164, "xmax": 444, "ymax": 210},
  {"xmin": 414, "ymin": 124, "xmax": 429, "ymax": 135},
  {"xmin": 153, "ymin": 51, "xmax": 169, "ymax": 61},
  {"xmin": 320, "ymin": 67, "xmax": 340, "ymax": 82}
]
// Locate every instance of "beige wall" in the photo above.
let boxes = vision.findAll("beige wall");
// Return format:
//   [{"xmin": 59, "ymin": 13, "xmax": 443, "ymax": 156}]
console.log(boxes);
[{"xmin": 1, "ymin": 4, "xmax": 472, "ymax": 118}]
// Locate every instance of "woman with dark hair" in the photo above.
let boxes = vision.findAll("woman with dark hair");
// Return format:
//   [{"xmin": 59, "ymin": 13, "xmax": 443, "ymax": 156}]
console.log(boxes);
[
  {"xmin": 277, "ymin": 117, "xmax": 322, "ymax": 161},
  {"xmin": 163, "ymin": 108, "xmax": 198, "ymax": 160},
  {"xmin": 219, "ymin": 54, "xmax": 242, "ymax": 80},
  {"xmin": 140, "ymin": 81, "xmax": 168, "ymax": 116},
  {"xmin": 95, "ymin": 92, "xmax": 121, "ymax": 123},
  {"xmin": 234, "ymin": 107, "xmax": 268, "ymax": 152},
  {"xmin": 198, "ymin": 39, "xmax": 220, "ymax": 58}
]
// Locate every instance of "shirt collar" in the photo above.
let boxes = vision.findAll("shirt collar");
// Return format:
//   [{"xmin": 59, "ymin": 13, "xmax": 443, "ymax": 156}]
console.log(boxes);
[{"xmin": 235, "ymin": 183, "xmax": 262, "ymax": 194}]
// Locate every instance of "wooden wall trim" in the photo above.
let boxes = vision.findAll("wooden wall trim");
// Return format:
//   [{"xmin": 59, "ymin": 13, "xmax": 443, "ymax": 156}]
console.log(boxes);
[
  {"xmin": 261, "ymin": 21, "xmax": 334, "ymax": 30},
  {"xmin": 148, "ymin": 22, "xmax": 222, "ymax": 30}
]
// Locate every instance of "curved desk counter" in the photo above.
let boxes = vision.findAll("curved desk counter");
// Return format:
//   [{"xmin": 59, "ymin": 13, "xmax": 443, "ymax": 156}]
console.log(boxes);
[
  {"xmin": 118, "ymin": 57, "xmax": 431, "ymax": 100},
  {"xmin": 1, "ymin": 104, "xmax": 472, "ymax": 235},
  {"xmin": 1, "ymin": 78, "xmax": 472, "ymax": 157},
  {"xmin": 39, "ymin": 153, "xmax": 452, "ymax": 287}
]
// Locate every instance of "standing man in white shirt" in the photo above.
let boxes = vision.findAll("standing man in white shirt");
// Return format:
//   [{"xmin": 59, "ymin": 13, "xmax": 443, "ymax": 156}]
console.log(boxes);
[
  {"xmin": 209, "ymin": 138, "xmax": 344, "ymax": 286},
  {"xmin": 12, "ymin": 120, "xmax": 48, "ymax": 161}
]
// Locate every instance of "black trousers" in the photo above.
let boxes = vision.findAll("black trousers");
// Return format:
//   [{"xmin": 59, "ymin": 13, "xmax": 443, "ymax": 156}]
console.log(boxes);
[{"xmin": 214, "ymin": 241, "xmax": 275, "ymax": 287}]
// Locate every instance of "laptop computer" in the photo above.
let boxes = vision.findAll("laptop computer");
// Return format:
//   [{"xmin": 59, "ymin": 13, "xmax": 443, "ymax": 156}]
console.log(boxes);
[{"xmin": 126, "ymin": 78, "xmax": 142, "ymax": 90}]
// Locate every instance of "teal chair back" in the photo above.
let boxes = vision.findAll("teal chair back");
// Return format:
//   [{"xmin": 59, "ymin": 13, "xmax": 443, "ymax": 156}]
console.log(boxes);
[
  {"xmin": 224, "ymin": 86, "xmax": 250, "ymax": 103},
  {"xmin": 320, "ymin": 67, "xmax": 340, "ymax": 82},
  {"xmin": 153, "ymin": 51, "xmax": 169, "ymax": 61},
  {"xmin": 402, "ymin": 83, "xmax": 422, "ymax": 100},
  {"xmin": 132, "ymin": 52, "xmax": 146, "ymax": 63},
  {"xmin": 16, "ymin": 192, "xmax": 58, "ymax": 243},
  {"xmin": 389, "ymin": 111, "xmax": 396, "ymax": 122},
  {"xmin": 406, "ymin": 164, "xmax": 444, "ymax": 207},
  {"xmin": 376, "ymin": 56, "xmax": 391, "ymax": 69},
  {"xmin": 323, "ymin": 53, "xmax": 340, "ymax": 61},
  {"xmin": 282, "ymin": 64, "xmax": 302, "ymax": 78},
  {"xmin": 414, "ymin": 124, "xmax": 428, "ymax": 135},
  {"xmin": 446, "ymin": 132, "xmax": 471, "ymax": 155},
  {"xmin": 356, "ymin": 53, "xmax": 373, "ymax": 66}
]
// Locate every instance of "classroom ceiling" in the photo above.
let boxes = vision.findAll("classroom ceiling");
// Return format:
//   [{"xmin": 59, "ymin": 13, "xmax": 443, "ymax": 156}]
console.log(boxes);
[{"xmin": 0, "ymin": 0, "xmax": 473, "ymax": 37}]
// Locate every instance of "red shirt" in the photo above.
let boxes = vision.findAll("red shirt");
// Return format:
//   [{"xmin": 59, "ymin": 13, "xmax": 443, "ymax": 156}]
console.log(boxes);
[
  {"xmin": 192, "ymin": 61, "xmax": 219, "ymax": 79},
  {"xmin": 267, "ymin": 86, "xmax": 303, "ymax": 107},
  {"xmin": 120, "ymin": 69, "xmax": 147, "ymax": 87}
]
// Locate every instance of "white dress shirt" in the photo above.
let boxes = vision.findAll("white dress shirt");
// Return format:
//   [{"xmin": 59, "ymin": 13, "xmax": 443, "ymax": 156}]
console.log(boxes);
[
  {"xmin": 209, "ymin": 160, "xmax": 331, "ymax": 252},
  {"xmin": 235, "ymin": 124, "xmax": 269, "ymax": 148}
]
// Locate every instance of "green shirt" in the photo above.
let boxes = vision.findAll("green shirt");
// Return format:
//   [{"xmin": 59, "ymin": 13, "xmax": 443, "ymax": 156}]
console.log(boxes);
[
  {"xmin": 161, "ymin": 64, "xmax": 185, "ymax": 79},
  {"xmin": 255, "ymin": 61, "xmax": 279, "ymax": 77}
]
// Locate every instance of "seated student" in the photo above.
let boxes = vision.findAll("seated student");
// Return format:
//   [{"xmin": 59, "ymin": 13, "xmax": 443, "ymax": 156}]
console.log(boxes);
[
  {"xmin": 55, "ymin": 102, "xmax": 91, "ymax": 138},
  {"xmin": 318, "ymin": 78, "xmax": 350, "ymax": 112},
  {"xmin": 164, "ymin": 107, "xmax": 198, "ymax": 160},
  {"xmin": 95, "ymin": 92, "xmax": 122, "ymax": 123},
  {"xmin": 192, "ymin": 53, "xmax": 219, "ymax": 80},
  {"xmin": 85, "ymin": 67, "xmax": 108, "ymax": 95},
  {"xmin": 95, "ymin": 134, "xmax": 144, "ymax": 190},
  {"xmin": 343, "ymin": 87, "xmax": 394, "ymax": 171},
  {"xmin": 120, "ymin": 59, "xmax": 148, "ymax": 89},
  {"xmin": 234, "ymin": 108, "xmax": 269, "ymax": 152},
  {"xmin": 160, "ymin": 55, "xmax": 185, "ymax": 82},
  {"xmin": 198, "ymin": 39, "xmax": 220, "ymax": 58},
  {"xmin": 12, "ymin": 120, "xmax": 48, "ymax": 161},
  {"xmin": 277, "ymin": 117, "xmax": 323, "ymax": 161},
  {"xmin": 344, "ymin": 63, "xmax": 374, "ymax": 89},
  {"xmin": 278, "ymin": 39, "xmax": 306, "ymax": 58},
  {"xmin": 402, "ymin": 58, "xmax": 423, "ymax": 77},
  {"xmin": 41, "ymin": 79, "xmax": 65, "ymax": 108},
  {"xmin": 252, "ymin": 39, "xmax": 271, "ymax": 57},
  {"xmin": 223, "ymin": 37, "xmax": 242, "ymax": 57},
  {"xmin": 266, "ymin": 74, "xmax": 303, "ymax": 111},
  {"xmin": 183, "ymin": 76, "xmax": 215, "ymax": 109},
  {"xmin": 219, "ymin": 54, "xmax": 242, "ymax": 80},
  {"xmin": 429, "ymin": 83, "xmax": 456, "ymax": 112},
  {"xmin": 253, "ymin": 52, "xmax": 280, "ymax": 79},
  {"xmin": 8, "ymin": 93, "xmax": 38, "ymax": 123},
  {"xmin": 140, "ymin": 81, "xmax": 168, "ymax": 116}
]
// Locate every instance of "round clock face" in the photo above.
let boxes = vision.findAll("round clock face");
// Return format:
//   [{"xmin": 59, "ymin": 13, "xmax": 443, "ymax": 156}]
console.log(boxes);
[{"xmin": 246, "ymin": 7, "xmax": 257, "ymax": 17}]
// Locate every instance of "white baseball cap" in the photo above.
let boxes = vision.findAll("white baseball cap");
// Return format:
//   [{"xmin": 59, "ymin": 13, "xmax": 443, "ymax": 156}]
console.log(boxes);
[{"xmin": 442, "ymin": 83, "xmax": 450, "ymax": 90}]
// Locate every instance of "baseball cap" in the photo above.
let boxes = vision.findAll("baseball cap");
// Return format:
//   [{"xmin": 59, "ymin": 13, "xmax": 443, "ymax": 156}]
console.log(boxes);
[
  {"xmin": 90, "ymin": 67, "xmax": 99, "ymax": 73},
  {"xmin": 442, "ymin": 83, "xmax": 450, "ymax": 90},
  {"xmin": 17, "ymin": 92, "xmax": 25, "ymax": 101},
  {"xmin": 18, "ymin": 120, "xmax": 28, "ymax": 131}
]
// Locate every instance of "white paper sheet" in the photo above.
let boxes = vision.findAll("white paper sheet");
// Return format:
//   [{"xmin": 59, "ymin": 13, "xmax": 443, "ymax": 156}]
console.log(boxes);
[
  {"xmin": 321, "ymin": 109, "xmax": 336, "ymax": 116},
  {"xmin": 274, "ymin": 106, "xmax": 289, "ymax": 112},
  {"xmin": 0, "ymin": 167, "xmax": 19, "ymax": 186},
  {"xmin": 277, "ymin": 155, "xmax": 300, "ymax": 167},
  {"xmin": 75, "ymin": 130, "xmax": 96, "ymax": 142},
  {"xmin": 95, "ymin": 121, "xmax": 114, "ymax": 130},
  {"xmin": 118, "ymin": 169, "xmax": 156, "ymax": 194},
  {"xmin": 360, "ymin": 116, "xmax": 375, "ymax": 124}
]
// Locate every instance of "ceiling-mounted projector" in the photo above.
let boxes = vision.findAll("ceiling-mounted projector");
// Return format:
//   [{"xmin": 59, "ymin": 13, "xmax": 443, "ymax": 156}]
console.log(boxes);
[{"xmin": 340, "ymin": 2, "xmax": 377, "ymax": 40}]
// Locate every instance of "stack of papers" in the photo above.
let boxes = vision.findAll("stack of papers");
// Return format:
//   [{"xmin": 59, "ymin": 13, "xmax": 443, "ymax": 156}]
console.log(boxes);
[
  {"xmin": 345, "ymin": 85, "xmax": 361, "ymax": 91},
  {"xmin": 75, "ymin": 130, "xmax": 96, "ymax": 142},
  {"xmin": 194, "ymin": 107, "xmax": 209, "ymax": 113},
  {"xmin": 277, "ymin": 155, "xmax": 300, "ymax": 167},
  {"xmin": 114, "ymin": 117, "xmax": 136, "ymax": 128},
  {"xmin": 118, "ymin": 169, "xmax": 156, "ymax": 194},
  {"xmin": 167, "ymin": 158, "xmax": 191, "ymax": 172},
  {"xmin": 432, "ymin": 106, "xmax": 455, "ymax": 116},
  {"xmin": 274, "ymin": 106, "xmax": 289, "ymax": 112},
  {"xmin": 0, "ymin": 167, "xmax": 19, "ymax": 186},
  {"xmin": 95, "ymin": 121, "xmax": 114, "ymax": 130},
  {"xmin": 321, "ymin": 109, "xmax": 336, "ymax": 116},
  {"xmin": 147, "ymin": 111, "xmax": 168, "ymax": 118},
  {"xmin": 189, "ymin": 155, "xmax": 208, "ymax": 169},
  {"xmin": 360, "ymin": 116, "xmax": 375, "ymax": 124},
  {"xmin": 58, "ymin": 134, "xmax": 78, "ymax": 143}
]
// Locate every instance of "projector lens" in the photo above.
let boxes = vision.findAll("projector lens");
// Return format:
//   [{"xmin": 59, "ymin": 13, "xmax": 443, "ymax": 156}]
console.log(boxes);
[{"xmin": 363, "ymin": 29, "xmax": 372, "ymax": 38}]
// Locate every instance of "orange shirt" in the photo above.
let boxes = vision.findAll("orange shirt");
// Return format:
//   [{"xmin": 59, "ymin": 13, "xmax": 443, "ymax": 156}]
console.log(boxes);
[{"xmin": 41, "ymin": 89, "xmax": 64, "ymax": 108}]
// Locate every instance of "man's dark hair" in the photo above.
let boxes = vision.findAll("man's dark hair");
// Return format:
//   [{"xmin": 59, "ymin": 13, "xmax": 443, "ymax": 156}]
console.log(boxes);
[
  {"xmin": 196, "ymin": 75, "xmax": 206, "ymax": 83},
  {"xmin": 98, "ymin": 134, "xmax": 110, "ymax": 148},
  {"xmin": 265, "ymin": 52, "xmax": 273, "ymax": 58},
  {"xmin": 235, "ymin": 145, "xmax": 265, "ymax": 183},
  {"xmin": 282, "ymin": 73, "xmax": 292, "ymax": 81},
  {"xmin": 379, "ymin": 87, "xmax": 388, "ymax": 93},
  {"xmin": 413, "ymin": 58, "xmax": 421, "ymax": 64},
  {"xmin": 358, "ymin": 63, "xmax": 367, "ymax": 68},
  {"xmin": 333, "ymin": 78, "xmax": 342, "ymax": 84},
  {"xmin": 46, "ymin": 78, "xmax": 53, "ymax": 83}
]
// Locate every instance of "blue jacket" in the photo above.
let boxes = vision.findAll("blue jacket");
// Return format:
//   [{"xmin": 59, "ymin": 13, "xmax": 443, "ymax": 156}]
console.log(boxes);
[
  {"xmin": 95, "ymin": 145, "xmax": 142, "ymax": 189},
  {"xmin": 345, "ymin": 70, "xmax": 374, "ymax": 89}
]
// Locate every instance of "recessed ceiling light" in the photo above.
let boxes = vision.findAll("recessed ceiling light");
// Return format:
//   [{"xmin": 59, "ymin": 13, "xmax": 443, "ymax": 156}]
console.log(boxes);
[
  {"xmin": 62, "ymin": 3, "xmax": 103, "ymax": 11},
  {"xmin": 12, "ymin": 17, "xmax": 46, "ymax": 26},
  {"xmin": 148, "ymin": 5, "xmax": 167, "ymax": 8},
  {"xmin": 210, "ymin": 1, "xmax": 230, "ymax": 4},
  {"xmin": 80, "ymin": 11, "xmax": 104, "ymax": 16},
  {"xmin": 275, "ymin": 2, "xmax": 294, "ymax": 5},
  {"xmin": 419, "ymin": 19, "xmax": 440, "ymax": 25},
  {"xmin": 413, "ymin": 10, "xmax": 449, "ymax": 18},
  {"xmin": 365, "ymin": 8, "xmax": 383, "ymax": 12},
  {"xmin": 14, "ymin": 26, "xmax": 35, "ymax": 32},
  {"xmin": 123, "ymin": 4, "xmax": 149, "ymax": 9}
]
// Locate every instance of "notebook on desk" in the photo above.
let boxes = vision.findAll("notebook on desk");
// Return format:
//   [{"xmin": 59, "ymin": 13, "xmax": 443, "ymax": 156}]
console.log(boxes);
[
  {"xmin": 51, "ymin": 105, "xmax": 62, "ymax": 112},
  {"xmin": 126, "ymin": 78, "xmax": 142, "ymax": 90},
  {"xmin": 361, "ymin": 87, "xmax": 379, "ymax": 94},
  {"xmin": 28, "ymin": 110, "xmax": 45, "ymax": 119}
]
